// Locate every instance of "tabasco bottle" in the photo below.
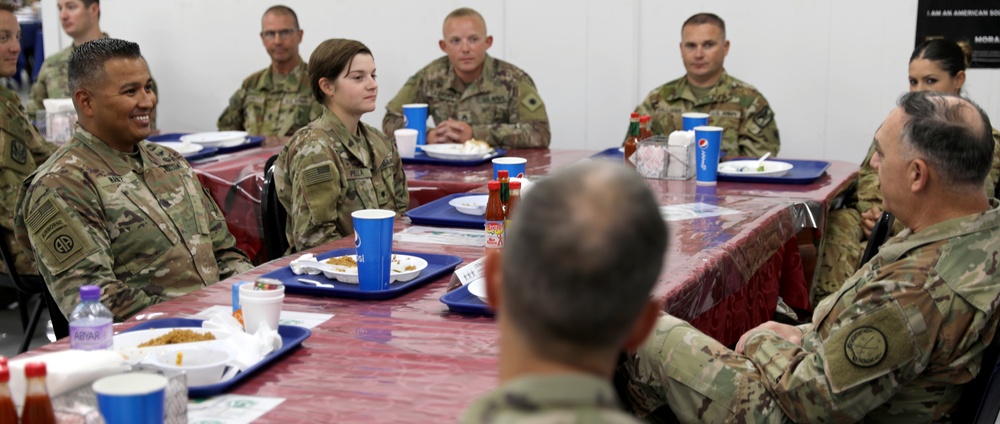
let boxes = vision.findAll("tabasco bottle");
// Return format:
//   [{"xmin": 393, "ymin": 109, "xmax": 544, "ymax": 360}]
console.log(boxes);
[
  {"xmin": 498, "ymin": 170, "xmax": 510, "ymax": 208},
  {"xmin": 0, "ymin": 364, "xmax": 16, "ymax": 424},
  {"xmin": 485, "ymin": 180, "xmax": 504, "ymax": 253},
  {"xmin": 505, "ymin": 180, "xmax": 521, "ymax": 230},
  {"xmin": 21, "ymin": 362, "xmax": 56, "ymax": 424},
  {"xmin": 624, "ymin": 112, "xmax": 640, "ymax": 168},
  {"xmin": 639, "ymin": 115, "xmax": 652, "ymax": 140}
]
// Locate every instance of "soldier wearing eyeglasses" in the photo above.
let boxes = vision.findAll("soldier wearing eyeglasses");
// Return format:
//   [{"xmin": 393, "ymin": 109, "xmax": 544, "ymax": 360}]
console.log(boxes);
[
  {"xmin": 217, "ymin": 5, "xmax": 322, "ymax": 144},
  {"xmin": 382, "ymin": 7, "xmax": 551, "ymax": 149}
]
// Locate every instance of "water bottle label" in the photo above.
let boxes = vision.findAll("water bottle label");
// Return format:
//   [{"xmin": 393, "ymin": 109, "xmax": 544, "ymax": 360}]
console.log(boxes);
[{"xmin": 70, "ymin": 322, "xmax": 113, "ymax": 350}]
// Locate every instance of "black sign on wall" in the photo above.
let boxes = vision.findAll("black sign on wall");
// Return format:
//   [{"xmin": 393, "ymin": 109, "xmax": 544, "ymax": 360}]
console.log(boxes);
[{"xmin": 916, "ymin": 0, "xmax": 1000, "ymax": 68}]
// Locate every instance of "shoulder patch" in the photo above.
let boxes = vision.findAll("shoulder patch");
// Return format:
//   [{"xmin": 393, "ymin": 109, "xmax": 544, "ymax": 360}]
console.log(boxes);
[
  {"xmin": 24, "ymin": 196, "xmax": 98, "ymax": 275},
  {"xmin": 754, "ymin": 106, "xmax": 774, "ymax": 128},
  {"xmin": 302, "ymin": 163, "xmax": 334, "ymax": 186},
  {"xmin": 824, "ymin": 301, "xmax": 919, "ymax": 394},
  {"xmin": 521, "ymin": 93, "xmax": 543, "ymax": 112},
  {"xmin": 844, "ymin": 327, "xmax": 886, "ymax": 367},
  {"xmin": 10, "ymin": 139, "xmax": 27, "ymax": 165}
]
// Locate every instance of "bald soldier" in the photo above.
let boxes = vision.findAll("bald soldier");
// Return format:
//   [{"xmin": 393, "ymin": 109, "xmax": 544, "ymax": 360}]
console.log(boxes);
[
  {"xmin": 635, "ymin": 13, "xmax": 779, "ymax": 158},
  {"xmin": 383, "ymin": 7, "xmax": 550, "ymax": 149},
  {"xmin": 15, "ymin": 38, "xmax": 252, "ymax": 322},
  {"xmin": 620, "ymin": 91, "xmax": 1000, "ymax": 422},
  {"xmin": 217, "ymin": 5, "xmax": 322, "ymax": 144},
  {"xmin": 461, "ymin": 161, "xmax": 667, "ymax": 423}
]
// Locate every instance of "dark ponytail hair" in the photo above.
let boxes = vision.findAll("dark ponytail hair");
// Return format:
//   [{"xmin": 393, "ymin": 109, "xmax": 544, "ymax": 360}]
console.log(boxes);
[{"xmin": 910, "ymin": 39, "xmax": 970, "ymax": 77}]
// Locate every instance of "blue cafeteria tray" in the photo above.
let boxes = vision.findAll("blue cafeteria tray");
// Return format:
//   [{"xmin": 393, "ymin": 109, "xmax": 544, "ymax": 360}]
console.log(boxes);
[
  {"xmin": 401, "ymin": 148, "xmax": 506, "ymax": 166},
  {"xmin": 718, "ymin": 159, "xmax": 831, "ymax": 184},
  {"xmin": 148, "ymin": 133, "xmax": 264, "ymax": 154},
  {"xmin": 404, "ymin": 193, "xmax": 486, "ymax": 229},
  {"xmin": 439, "ymin": 283, "xmax": 493, "ymax": 315}
]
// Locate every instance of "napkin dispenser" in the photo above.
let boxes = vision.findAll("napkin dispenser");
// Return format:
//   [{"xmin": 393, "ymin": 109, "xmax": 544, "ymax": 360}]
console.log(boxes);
[{"xmin": 636, "ymin": 132, "xmax": 695, "ymax": 180}]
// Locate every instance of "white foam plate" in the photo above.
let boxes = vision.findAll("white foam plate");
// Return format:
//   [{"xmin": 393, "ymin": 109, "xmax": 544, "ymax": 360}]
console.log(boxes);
[
  {"xmin": 317, "ymin": 254, "xmax": 428, "ymax": 284},
  {"xmin": 156, "ymin": 141, "xmax": 204, "ymax": 157},
  {"xmin": 113, "ymin": 327, "xmax": 231, "ymax": 363},
  {"xmin": 717, "ymin": 160, "xmax": 794, "ymax": 177},
  {"xmin": 467, "ymin": 278, "xmax": 487, "ymax": 302},
  {"xmin": 421, "ymin": 144, "xmax": 494, "ymax": 160},
  {"xmin": 448, "ymin": 195, "xmax": 489, "ymax": 215},
  {"xmin": 180, "ymin": 131, "xmax": 249, "ymax": 147}
]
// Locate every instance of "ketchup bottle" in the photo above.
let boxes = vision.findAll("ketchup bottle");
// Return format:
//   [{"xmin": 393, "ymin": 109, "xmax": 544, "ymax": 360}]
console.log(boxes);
[
  {"xmin": 639, "ymin": 115, "xmax": 652, "ymax": 140},
  {"xmin": 21, "ymin": 362, "xmax": 56, "ymax": 424},
  {"xmin": 485, "ymin": 180, "xmax": 504, "ymax": 254},
  {"xmin": 505, "ymin": 180, "xmax": 521, "ymax": 230},
  {"xmin": 0, "ymin": 364, "xmax": 17, "ymax": 424}
]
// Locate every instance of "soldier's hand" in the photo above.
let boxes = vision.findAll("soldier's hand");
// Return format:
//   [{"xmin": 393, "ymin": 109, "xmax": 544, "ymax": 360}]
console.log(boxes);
[
  {"xmin": 860, "ymin": 207, "xmax": 883, "ymax": 239},
  {"xmin": 427, "ymin": 123, "xmax": 449, "ymax": 144},
  {"xmin": 736, "ymin": 321, "xmax": 803, "ymax": 354},
  {"xmin": 441, "ymin": 119, "xmax": 473, "ymax": 144}
]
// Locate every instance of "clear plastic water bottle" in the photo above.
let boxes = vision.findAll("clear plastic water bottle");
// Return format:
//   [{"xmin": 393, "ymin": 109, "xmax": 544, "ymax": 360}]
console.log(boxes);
[{"xmin": 68, "ymin": 285, "xmax": 113, "ymax": 350}]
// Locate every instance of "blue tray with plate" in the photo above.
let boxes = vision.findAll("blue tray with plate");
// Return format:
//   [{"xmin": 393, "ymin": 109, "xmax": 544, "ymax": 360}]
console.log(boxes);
[
  {"xmin": 260, "ymin": 248, "xmax": 463, "ymax": 300},
  {"xmin": 405, "ymin": 193, "xmax": 485, "ymax": 229},
  {"xmin": 589, "ymin": 147, "xmax": 624, "ymax": 161},
  {"xmin": 401, "ymin": 148, "xmax": 506, "ymax": 166},
  {"xmin": 718, "ymin": 159, "xmax": 831, "ymax": 184},
  {"xmin": 121, "ymin": 317, "xmax": 311, "ymax": 398},
  {"xmin": 439, "ymin": 284, "xmax": 493, "ymax": 315},
  {"xmin": 148, "ymin": 133, "xmax": 264, "ymax": 154}
]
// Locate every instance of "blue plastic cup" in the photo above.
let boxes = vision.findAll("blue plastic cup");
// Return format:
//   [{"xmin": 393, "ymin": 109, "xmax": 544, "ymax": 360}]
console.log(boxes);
[
  {"xmin": 682, "ymin": 112, "xmax": 709, "ymax": 131},
  {"xmin": 352, "ymin": 209, "xmax": 396, "ymax": 291},
  {"xmin": 402, "ymin": 104, "xmax": 428, "ymax": 146},
  {"xmin": 93, "ymin": 373, "xmax": 167, "ymax": 424},
  {"xmin": 492, "ymin": 157, "xmax": 527, "ymax": 179},
  {"xmin": 694, "ymin": 126, "xmax": 723, "ymax": 185}
]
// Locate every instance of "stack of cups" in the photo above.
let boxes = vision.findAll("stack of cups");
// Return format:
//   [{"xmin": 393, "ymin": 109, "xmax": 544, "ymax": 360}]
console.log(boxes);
[{"xmin": 239, "ymin": 281, "xmax": 285, "ymax": 333}]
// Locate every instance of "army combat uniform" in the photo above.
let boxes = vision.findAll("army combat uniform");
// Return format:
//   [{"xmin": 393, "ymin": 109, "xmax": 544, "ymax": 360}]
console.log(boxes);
[
  {"xmin": 217, "ymin": 58, "xmax": 322, "ymax": 137},
  {"xmin": 28, "ymin": 35, "xmax": 159, "ymax": 128},
  {"xmin": 14, "ymin": 127, "xmax": 253, "ymax": 322},
  {"xmin": 0, "ymin": 84, "xmax": 57, "ymax": 276},
  {"xmin": 275, "ymin": 108, "xmax": 408, "ymax": 253},
  {"xmin": 383, "ymin": 55, "xmax": 550, "ymax": 149},
  {"xmin": 635, "ymin": 71, "xmax": 779, "ymax": 158},
  {"xmin": 813, "ymin": 128, "xmax": 1000, "ymax": 306},
  {"xmin": 460, "ymin": 374, "xmax": 643, "ymax": 424},
  {"xmin": 622, "ymin": 200, "xmax": 1000, "ymax": 423}
]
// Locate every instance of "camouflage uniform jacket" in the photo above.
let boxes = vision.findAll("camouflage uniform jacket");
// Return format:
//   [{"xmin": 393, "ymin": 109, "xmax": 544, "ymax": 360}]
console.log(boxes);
[
  {"xmin": 460, "ymin": 374, "xmax": 642, "ymax": 424},
  {"xmin": 740, "ymin": 200, "xmax": 1000, "ymax": 422},
  {"xmin": 383, "ymin": 55, "xmax": 550, "ymax": 149},
  {"xmin": 275, "ymin": 108, "xmax": 408, "ymax": 253},
  {"xmin": 635, "ymin": 71, "xmax": 780, "ymax": 158},
  {"xmin": 216, "ymin": 58, "xmax": 322, "ymax": 137},
  {"xmin": 27, "ymin": 34, "xmax": 159, "ymax": 128},
  {"xmin": 14, "ymin": 126, "xmax": 253, "ymax": 321},
  {"xmin": 0, "ymin": 85, "xmax": 57, "ymax": 276}
]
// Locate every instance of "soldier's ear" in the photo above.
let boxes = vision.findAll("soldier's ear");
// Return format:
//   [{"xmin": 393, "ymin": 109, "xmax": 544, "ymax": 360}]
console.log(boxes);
[
  {"xmin": 74, "ymin": 88, "xmax": 96, "ymax": 118},
  {"xmin": 318, "ymin": 77, "xmax": 336, "ymax": 98}
]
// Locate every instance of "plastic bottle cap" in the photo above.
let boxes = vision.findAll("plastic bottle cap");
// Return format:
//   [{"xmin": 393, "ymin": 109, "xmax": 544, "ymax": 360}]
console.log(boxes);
[
  {"xmin": 0, "ymin": 366, "xmax": 8, "ymax": 383},
  {"xmin": 510, "ymin": 181, "xmax": 521, "ymax": 189},
  {"xmin": 640, "ymin": 115, "xmax": 650, "ymax": 122},
  {"xmin": 498, "ymin": 170, "xmax": 508, "ymax": 179},
  {"xmin": 630, "ymin": 112, "xmax": 639, "ymax": 118},
  {"xmin": 488, "ymin": 180, "xmax": 500, "ymax": 190},
  {"xmin": 79, "ymin": 285, "xmax": 101, "ymax": 301},
  {"xmin": 24, "ymin": 362, "xmax": 46, "ymax": 378},
  {"xmin": 0, "ymin": 356, "xmax": 7, "ymax": 367}
]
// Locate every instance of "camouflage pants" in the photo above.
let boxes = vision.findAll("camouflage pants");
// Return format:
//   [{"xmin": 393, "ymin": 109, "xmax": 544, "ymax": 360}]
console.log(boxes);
[
  {"xmin": 621, "ymin": 315, "xmax": 791, "ymax": 424},
  {"xmin": 813, "ymin": 208, "xmax": 863, "ymax": 307}
]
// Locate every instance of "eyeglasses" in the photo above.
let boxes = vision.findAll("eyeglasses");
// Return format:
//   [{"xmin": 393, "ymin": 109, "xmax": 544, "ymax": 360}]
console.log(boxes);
[{"xmin": 260, "ymin": 28, "xmax": 298, "ymax": 41}]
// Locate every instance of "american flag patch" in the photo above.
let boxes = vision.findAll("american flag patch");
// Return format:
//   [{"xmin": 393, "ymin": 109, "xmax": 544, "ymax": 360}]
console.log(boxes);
[
  {"xmin": 303, "ymin": 164, "xmax": 334, "ymax": 186},
  {"xmin": 26, "ymin": 198, "xmax": 57, "ymax": 232}
]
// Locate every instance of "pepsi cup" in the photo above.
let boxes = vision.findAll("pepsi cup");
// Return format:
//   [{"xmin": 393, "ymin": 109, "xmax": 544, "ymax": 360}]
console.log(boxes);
[
  {"xmin": 352, "ymin": 209, "xmax": 396, "ymax": 291},
  {"xmin": 402, "ymin": 104, "xmax": 428, "ymax": 146},
  {"xmin": 694, "ymin": 126, "xmax": 723, "ymax": 185},
  {"xmin": 682, "ymin": 112, "xmax": 709, "ymax": 131}
]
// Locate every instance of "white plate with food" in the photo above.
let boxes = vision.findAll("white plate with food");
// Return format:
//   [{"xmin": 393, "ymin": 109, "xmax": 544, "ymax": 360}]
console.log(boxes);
[
  {"xmin": 156, "ymin": 141, "xmax": 204, "ymax": 157},
  {"xmin": 448, "ymin": 195, "xmax": 489, "ymax": 215},
  {"xmin": 421, "ymin": 139, "xmax": 494, "ymax": 160},
  {"xmin": 717, "ymin": 160, "xmax": 794, "ymax": 177},
  {"xmin": 305, "ymin": 254, "xmax": 428, "ymax": 284},
  {"xmin": 467, "ymin": 278, "xmax": 488, "ymax": 302},
  {"xmin": 113, "ymin": 327, "xmax": 231, "ymax": 362},
  {"xmin": 180, "ymin": 131, "xmax": 249, "ymax": 147}
]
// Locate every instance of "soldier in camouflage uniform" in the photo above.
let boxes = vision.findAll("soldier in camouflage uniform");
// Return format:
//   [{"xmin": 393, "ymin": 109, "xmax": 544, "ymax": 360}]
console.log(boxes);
[
  {"xmin": 14, "ymin": 39, "xmax": 252, "ymax": 322},
  {"xmin": 620, "ymin": 92, "xmax": 1000, "ymax": 423},
  {"xmin": 383, "ymin": 8, "xmax": 550, "ymax": 149},
  {"xmin": 461, "ymin": 161, "xmax": 667, "ymax": 424},
  {"xmin": 813, "ymin": 39, "xmax": 1000, "ymax": 306},
  {"xmin": 635, "ymin": 13, "xmax": 779, "ymax": 158},
  {"xmin": 217, "ymin": 5, "xmax": 322, "ymax": 139},
  {"xmin": 274, "ymin": 39, "xmax": 407, "ymax": 253},
  {"xmin": 28, "ymin": 0, "xmax": 158, "ymax": 127}
]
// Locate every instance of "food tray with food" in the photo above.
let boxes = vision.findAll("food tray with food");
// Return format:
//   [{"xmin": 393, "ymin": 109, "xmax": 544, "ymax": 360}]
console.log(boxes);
[
  {"xmin": 148, "ymin": 133, "xmax": 264, "ymax": 154},
  {"xmin": 261, "ymin": 248, "xmax": 463, "ymax": 300},
  {"xmin": 717, "ymin": 159, "xmax": 831, "ymax": 184},
  {"xmin": 119, "ymin": 318, "xmax": 311, "ymax": 398},
  {"xmin": 404, "ymin": 193, "xmax": 487, "ymax": 229},
  {"xmin": 439, "ymin": 279, "xmax": 493, "ymax": 315},
  {"xmin": 401, "ymin": 147, "xmax": 506, "ymax": 166}
]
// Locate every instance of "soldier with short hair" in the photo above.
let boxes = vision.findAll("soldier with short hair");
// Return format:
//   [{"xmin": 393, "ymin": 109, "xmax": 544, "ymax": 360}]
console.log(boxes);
[
  {"xmin": 382, "ymin": 7, "xmax": 550, "ymax": 149},
  {"xmin": 217, "ymin": 5, "xmax": 322, "ymax": 145},
  {"xmin": 634, "ymin": 13, "xmax": 779, "ymax": 158},
  {"xmin": 15, "ymin": 38, "xmax": 252, "ymax": 322},
  {"xmin": 619, "ymin": 91, "xmax": 1000, "ymax": 422}
]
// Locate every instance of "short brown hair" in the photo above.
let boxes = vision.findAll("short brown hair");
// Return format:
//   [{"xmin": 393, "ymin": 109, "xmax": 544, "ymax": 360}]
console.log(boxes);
[
  {"xmin": 444, "ymin": 7, "xmax": 486, "ymax": 29},
  {"xmin": 308, "ymin": 39, "xmax": 372, "ymax": 103},
  {"xmin": 683, "ymin": 13, "xmax": 725, "ymax": 38},
  {"xmin": 264, "ymin": 5, "xmax": 299, "ymax": 29},
  {"xmin": 0, "ymin": 2, "xmax": 15, "ymax": 13}
]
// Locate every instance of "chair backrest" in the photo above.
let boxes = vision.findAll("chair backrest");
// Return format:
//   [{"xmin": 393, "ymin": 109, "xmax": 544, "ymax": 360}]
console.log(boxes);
[
  {"xmin": 0, "ymin": 230, "xmax": 37, "ymax": 297},
  {"xmin": 994, "ymin": 178, "xmax": 999, "ymax": 201},
  {"xmin": 259, "ymin": 154, "xmax": 289, "ymax": 261},
  {"xmin": 858, "ymin": 211, "xmax": 895, "ymax": 268},
  {"xmin": 952, "ymin": 324, "xmax": 1000, "ymax": 423}
]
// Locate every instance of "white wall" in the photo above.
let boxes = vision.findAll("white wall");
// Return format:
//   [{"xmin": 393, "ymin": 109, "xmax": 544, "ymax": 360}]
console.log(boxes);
[{"xmin": 39, "ymin": 0, "xmax": 1000, "ymax": 163}]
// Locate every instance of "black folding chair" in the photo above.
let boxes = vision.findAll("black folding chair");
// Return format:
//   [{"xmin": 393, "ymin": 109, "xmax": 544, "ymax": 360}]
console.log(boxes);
[
  {"xmin": 858, "ymin": 212, "xmax": 895, "ymax": 268},
  {"xmin": 259, "ymin": 154, "xmax": 289, "ymax": 261},
  {"xmin": 0, "ymin": 231, "xmax": 68, "ymax": 353},
  {"xmin": 951, "ymin": 324, "xmax": 1000, "ymax": 423}
]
